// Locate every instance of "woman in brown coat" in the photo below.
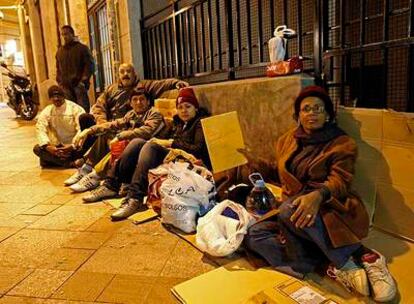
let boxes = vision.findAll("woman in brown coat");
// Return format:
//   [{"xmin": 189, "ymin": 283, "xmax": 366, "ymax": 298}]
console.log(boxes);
[{"xmin": 244, "ymin": 86, "xmax": 395, "ymax": 302}]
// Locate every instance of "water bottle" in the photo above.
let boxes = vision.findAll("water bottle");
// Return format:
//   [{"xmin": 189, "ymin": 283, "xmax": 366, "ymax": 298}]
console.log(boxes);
[{"xmin": 245, "ymin": 173, "xmax": 277, "ymax": 216}]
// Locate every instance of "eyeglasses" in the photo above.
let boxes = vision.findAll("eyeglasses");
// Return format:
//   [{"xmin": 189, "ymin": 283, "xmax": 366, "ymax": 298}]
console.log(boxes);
[{"xmin": 300, "ymin": 104, "xmax": 325, "ymax": 114}]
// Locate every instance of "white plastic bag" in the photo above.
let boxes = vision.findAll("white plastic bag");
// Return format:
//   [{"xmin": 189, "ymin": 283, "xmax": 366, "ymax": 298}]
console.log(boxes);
[
  {"xmin": 160, "ymin": 162, "xmax": 216, "ymax": 233},
  {"xmin": 196, "ymin": 200, "xmax": 256, "ymax": 257},
  {"xmin": 268, "ymin": 25, "xmax": 296, "ymax": 62}
]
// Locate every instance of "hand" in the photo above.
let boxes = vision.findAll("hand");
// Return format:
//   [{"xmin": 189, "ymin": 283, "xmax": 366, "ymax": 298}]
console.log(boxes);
[
  {"xmin": 176, "ymin": 81, "xmax": 189, "ymax": 89},
  {"xmin": 150, "ymin": 138, "xmax": 173, "ymax": 148},
  {"xmin": 289, "ymin": 191, "xmax": 323, "ymax": 229},
  {"xmin": 56, "ymin": 144, "xmax": 74, "ymax": 159},
  {"xmin": 73, "ymin": 129, "xmax": 90, "ymax": 148},
  {"xmin": 45, "ymin": 145, "xmax": 59, "ymax": 156}
]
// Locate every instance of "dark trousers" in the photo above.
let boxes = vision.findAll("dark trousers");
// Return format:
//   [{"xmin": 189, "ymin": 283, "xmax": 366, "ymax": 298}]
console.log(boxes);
[
  {"xmin": 244, "ymin": 200, "xmax": 361, "ymax": 275},
  {"xmin": 33, "ymin": 144, "xmax": 85, "ymax": 168},
  {"xmin": 63, "ymin": 83, "xmax": 90, "ymax": 113},
  {"xmin": 105, "ymin": 138, "xmax": 169, "ymax": 199}
]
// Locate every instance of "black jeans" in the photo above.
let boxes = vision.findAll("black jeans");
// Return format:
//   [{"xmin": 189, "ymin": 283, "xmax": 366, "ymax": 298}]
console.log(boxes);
[{"xmin": 104, "ymin": 138, "xmax": 169, "ymax": 200}]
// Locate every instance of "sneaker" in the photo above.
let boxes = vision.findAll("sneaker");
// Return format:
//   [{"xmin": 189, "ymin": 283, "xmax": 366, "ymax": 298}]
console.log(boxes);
[
  {"xmin": 327, "ymin": 265, "xmax": 370, "ymax": 296},
  {"xmin": 111, "ymin": 198, "xmax": 147, "ymax": 221},
  {"xmin": 362, "ymin": 250, "xmax": 396, "ymax": 302},
  {"xmin": 83, "ymin": 185, "xmax": 118, "ymax": 203},
  {"xmin": 64, "ymin": 164, "xmax": 92, "ymax": 186},
  {"xmin": 69, "ymin": 171, "xmax": 100, "ymax": 193}
]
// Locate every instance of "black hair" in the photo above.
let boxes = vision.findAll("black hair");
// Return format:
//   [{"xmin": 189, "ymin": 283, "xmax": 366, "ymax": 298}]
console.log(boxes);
[{"xmin": 61, "ymin": 25, "xmax": 75, "ymax": 35}]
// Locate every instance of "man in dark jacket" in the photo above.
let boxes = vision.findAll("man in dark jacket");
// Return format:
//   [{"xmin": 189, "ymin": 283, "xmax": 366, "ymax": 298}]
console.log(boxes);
[
  {"xmin": 89, "ymin": 63, "xmax": 188, "ymax": 125},
  {"xmin": 56, "ymin": 25, "xmax": 94, "ymax": 112}
]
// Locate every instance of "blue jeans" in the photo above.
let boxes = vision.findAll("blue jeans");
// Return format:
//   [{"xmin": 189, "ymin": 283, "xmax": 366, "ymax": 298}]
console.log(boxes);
[{"xmin": 245, "ymin": 199, "xmax": 361, "ymax": 275}]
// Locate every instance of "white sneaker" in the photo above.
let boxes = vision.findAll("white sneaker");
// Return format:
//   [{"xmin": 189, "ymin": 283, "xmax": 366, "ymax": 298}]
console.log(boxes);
[
  {"xmin": 327, "ymin": 265, "xmax": 370, "ymax": 296},
  {"xmin": 362, "ymin": 250, "xmax": 396, "ymax": 302},
  {"xmin": 70, "ymin": 171, "xmax": 100, "ymax": 193},
  {"xmin": 64, "ymin": 164, "xmax": 92, "ymax": 186},
  {"xmin": 83, "ymin": 185, "xmax": 118, "ymax": 203}
]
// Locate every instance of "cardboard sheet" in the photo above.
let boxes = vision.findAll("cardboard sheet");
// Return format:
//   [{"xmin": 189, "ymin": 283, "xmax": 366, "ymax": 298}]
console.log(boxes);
[
  {"xmin": 201, "ymin": 111, "xmax": 248, "ymax": 173},
  {"xmin": 171, "ymin": 262, "xmax": 347, "ymax": 304}
]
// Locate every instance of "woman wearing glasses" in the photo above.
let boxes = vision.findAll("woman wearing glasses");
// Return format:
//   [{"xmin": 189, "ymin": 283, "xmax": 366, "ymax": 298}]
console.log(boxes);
[{"xmin": 243, "ymin": 86, "xmax": 395, "ymax": 302}]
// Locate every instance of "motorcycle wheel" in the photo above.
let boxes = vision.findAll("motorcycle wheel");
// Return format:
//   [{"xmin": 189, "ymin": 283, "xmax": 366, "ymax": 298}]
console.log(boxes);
[{"xmin": 18, "ymin": 97, "xmax": 38, "ymax": 120}]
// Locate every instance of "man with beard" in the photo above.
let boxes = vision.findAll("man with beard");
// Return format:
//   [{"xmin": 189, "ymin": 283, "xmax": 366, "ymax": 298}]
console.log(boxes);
[
  {"xmin": 33, "ymin": 86, "xmax": 86, "ymax": 168},
  {"xmin": 56, "ymin": 25, "xmax": 94, "ymax": 112}
]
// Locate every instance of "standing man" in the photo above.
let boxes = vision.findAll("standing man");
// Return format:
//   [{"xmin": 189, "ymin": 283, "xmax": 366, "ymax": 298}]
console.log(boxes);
[
  {"xmin": 33, "ymin": 85, "xmax": 87, "ymax": 168},
  {"xmin": 56, "ymin": 25, "xmax": 94, "ymax": 112}
]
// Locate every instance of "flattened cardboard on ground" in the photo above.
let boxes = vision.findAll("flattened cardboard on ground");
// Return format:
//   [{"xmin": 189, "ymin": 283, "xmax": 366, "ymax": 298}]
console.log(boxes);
[
  {"xmin": 172, "ymin": 228, "xmax": 414, "ymax": 304},
  {"xmin": 171, "ymin": 261, "xmax": 359, "ymax": 304},
  {"xmin": 201, "ymin": 111, "xmax": 248, "ymax": 173}
]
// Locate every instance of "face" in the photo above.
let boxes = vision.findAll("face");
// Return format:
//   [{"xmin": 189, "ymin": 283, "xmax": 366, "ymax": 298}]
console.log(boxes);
[
  {"xmin": 130, "ymin": 94, "xmax": 150, "ymax": 114},
  {"xmin": 119, "ymin": 64, "xmax": 136, "ymax": 87},
  {"xmin": 61, "ymin": 28, "xmax": 74, "ymax": 45},
  {"xmin": 177, "ymin": 102, "xmax": 197, "ymax": 122},
  {"xmin": 50, "ymin": 94, "xmax": 65, "ymax": 107},
  {"xmin": 298, "ymin": 97, "xmax": 329, "ymax": 133}
]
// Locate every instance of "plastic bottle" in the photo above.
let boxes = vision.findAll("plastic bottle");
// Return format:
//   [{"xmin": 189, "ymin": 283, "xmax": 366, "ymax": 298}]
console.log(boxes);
[{"xmin": 245, "ymin": 173, "xmax": 277, "ymax": 216}]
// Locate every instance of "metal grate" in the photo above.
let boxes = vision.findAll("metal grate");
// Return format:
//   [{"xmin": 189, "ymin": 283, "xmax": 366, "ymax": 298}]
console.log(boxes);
[{"xmin": 141, "ymin": 0, "xmax": 414, "ymax": 112}]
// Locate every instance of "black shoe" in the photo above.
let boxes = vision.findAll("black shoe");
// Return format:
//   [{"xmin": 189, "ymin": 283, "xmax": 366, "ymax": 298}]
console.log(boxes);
[{"xmin": 110, "ymin": 197, "xmax": 147, "ymax": 221}]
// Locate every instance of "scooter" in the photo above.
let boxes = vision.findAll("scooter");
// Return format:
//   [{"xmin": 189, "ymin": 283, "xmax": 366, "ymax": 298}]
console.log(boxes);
[{"xmin": 1, "ymin": 62, "xmax": 38, "ymax": 120}]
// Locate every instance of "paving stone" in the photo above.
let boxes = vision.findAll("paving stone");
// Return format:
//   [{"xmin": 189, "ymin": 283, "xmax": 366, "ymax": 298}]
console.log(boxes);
[
  {"xmin": 51, "ymin": 272, "xmax": 114, "ymax": 302},
  {"xmin": 27, "ymin": 205, "xmax": 110, "ymax": 231},
  {"xmin": 12, "ymin": 215, "xmax": 43, "ymax": 226},
  {"xmin": 0, "ymin": 295, "xmax": 97, "ymax": 303},
  {"xmin": 0, "ymin": 227, "xmax": 20, "ymax": 242},
  {"xmin": 0, "ymin": 203, "xmax": 38, "ymax": 219},
  {"xmin": 160, "ymin": 239, "xmax": 216, "ymax": 279},
  {"xmin": 0, "ymin": 267, "xmax": 33, "ymax": 295},
  {"xmin": 41, "ymin": 194, "xmax": 76, "ymax": 205},
  {"xmin": 145, "ymin": 277, "xmax": 186, "ymax": 304},
  {"xmin": 63, "ymin": 231, "xmax": 112, "ymax": 250},
  {"xmin": 97, "ymin": 274, "xmax": 156, "ymax": 303},
  {"xmin": 42, "ymin": 248, "xmax": 95, "ymax": 271},
  {"xmin": 0, "ymin": 229, "xmax": 85, "ymax": 269},
  {"xmin": 79, "ymin": 234, "xmax": 179, "ymax": 276},
  {"xmin": 0, "ymin": 185, "xmax": 59, "ymax": 204},
  {"xmin": 85, "ymin": 210, "xmax": 128, "ymax": 233},
  {"xmin": 21, "ymin": 204, "xmax": 61, "ymax": 216},
  {"xmin": 7, "ymin": 269, "xmax": 73, "ymax": 298}
]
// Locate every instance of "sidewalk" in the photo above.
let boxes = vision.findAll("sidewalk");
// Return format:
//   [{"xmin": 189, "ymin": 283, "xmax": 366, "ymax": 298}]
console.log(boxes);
[{"xmin": 0, "ymin": 107, "xmax": 216, "ymax": 303}]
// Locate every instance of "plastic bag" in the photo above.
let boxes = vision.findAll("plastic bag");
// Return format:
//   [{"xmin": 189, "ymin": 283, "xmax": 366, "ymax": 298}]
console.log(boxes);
[
  {"xmin": 110, "ymin": 139, "xmax": 129, "ymax": 165},
  {"xmin": 160, "ymin": 162, "xmax": 216, "ymax": 233},
  {"xmin": 196, "ymin": 200, "xmax": 256, "ymax": 257},
  {"xmin": 268, "ymin": 25, "xmax": 296, "ymax": 62}
]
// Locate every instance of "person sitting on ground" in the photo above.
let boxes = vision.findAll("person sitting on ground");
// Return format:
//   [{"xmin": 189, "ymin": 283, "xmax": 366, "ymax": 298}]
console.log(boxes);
[
  {"xmin": 84, "ymin": 87, "xmax": 211, "ymax": 221},
  {"xmin": 242, "ymin": 85, "xmax": 396, "ymax": 303},
  {"xmin": 33, "ymin": 85, "xmax": 90, "ymax": 168},
  {"xmin": 64, "ymin": 88, "xmax": 165, "ymax": 192},
  {"xmin": 79, "ymin": 63, "xmax": 188, "ymax": 128}
]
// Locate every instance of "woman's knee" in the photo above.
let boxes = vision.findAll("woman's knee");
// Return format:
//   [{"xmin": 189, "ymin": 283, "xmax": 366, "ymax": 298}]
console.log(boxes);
[{"xmin": 278, "ymin": 201, "xmax": 294, "ymax": 223}]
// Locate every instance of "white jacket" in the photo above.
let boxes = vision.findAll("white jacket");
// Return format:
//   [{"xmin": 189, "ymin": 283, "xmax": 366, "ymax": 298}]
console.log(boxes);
[{"xmin": 36, "ymin": 100, "xmax": 85, "ymax": 147}]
